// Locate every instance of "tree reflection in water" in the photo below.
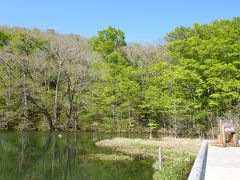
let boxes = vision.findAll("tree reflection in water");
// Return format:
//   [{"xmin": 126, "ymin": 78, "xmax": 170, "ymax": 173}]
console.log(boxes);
[{"xmin": 0, "ymin": 132, "xmax": 153, "ymax": 180}]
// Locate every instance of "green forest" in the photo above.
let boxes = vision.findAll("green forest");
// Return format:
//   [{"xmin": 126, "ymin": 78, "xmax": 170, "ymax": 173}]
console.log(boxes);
[{"xmin": 0, "ymin": 17, "xmax": 239, "ymax": 136}]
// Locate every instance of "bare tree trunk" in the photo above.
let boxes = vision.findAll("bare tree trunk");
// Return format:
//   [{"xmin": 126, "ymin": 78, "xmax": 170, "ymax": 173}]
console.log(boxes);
[
  {"xmin": 149, "ymin": 128, "xmax": 152, "ymax": 139},
  {"xmin": 210, "ymin": 119, "xmax": 215, "ymax": 140},
  {"xmin": 28, "ymin": 95, "xmax": 55, "ymax": 130},
  {"xmin": 47, "ymin": 62, "xmax": 51, "ymax": 93},
  {"xmin": 23, "ymin": 73, "xmax": 28, "ymax": 119},
  {"xmin": 128, "ymin": 97, "xmax": 132, "ymax": 130},
  {"xmin": 73, "ymin": 104, "xmax": 80, "ymax": 130},
  {"xmin": 65, "ymin": 76, "xmax": 74, "ymax": 128},
  {"xmin": 44, "ymin": 112, "xmax": 55, "ymax": 130},
  {"xmin": 173, "ymin": 101, "xmax": 178, "ymax": 138},
  {"xmin": 207, "ymin": 112, "xmax": 215, "ymax": 139},
  {"xmin": 54, "ymin": 65, "xmax": 61, "ymax": 126},
  {"xmin": 44, "ymin": 70, "xmax": 50, "ymax": 94}
]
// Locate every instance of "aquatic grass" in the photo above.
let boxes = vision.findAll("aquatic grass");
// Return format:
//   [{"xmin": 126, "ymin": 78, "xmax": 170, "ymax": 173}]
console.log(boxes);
[{"xmin": 153, "ymin": 152, "xmax": 195, "ymax": 180}]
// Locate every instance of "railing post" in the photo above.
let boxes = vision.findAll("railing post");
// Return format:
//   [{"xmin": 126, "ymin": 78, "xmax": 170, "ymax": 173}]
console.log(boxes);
[{"xmin": 158, "ymin": 146, "xmax": 162, "ymax": 169}]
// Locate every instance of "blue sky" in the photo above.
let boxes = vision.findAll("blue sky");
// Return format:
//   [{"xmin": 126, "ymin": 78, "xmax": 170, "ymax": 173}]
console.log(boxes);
[{"xmin": 0, "ymin": 0, "xmax": 239, "ymax": 43}]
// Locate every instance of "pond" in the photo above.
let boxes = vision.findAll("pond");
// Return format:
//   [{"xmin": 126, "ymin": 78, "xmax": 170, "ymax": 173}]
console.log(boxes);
[{"xmin": 0, "ymin": 132, "xmax": 154, "ymax": 180}]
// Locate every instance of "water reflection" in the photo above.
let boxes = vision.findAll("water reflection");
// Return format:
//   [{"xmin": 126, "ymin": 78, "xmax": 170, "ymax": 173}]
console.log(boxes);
[{"xmin": 0, "ymin": 132, "xmax": 153, "ymax": 180}]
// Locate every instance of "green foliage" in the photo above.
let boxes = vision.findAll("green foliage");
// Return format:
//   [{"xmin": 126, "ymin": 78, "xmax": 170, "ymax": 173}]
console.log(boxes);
[
  {"xmin": 153, "ymin": 152, "xmax": 195, "ymax": 180},
  {"xmin": 0, "ymin": 31, "xmax": 10, "ymax": 48},
  {"xmin": 147, "ymin": 119, "xmax": 159, "ymax": 132},
  {"xmin": 163, "ymin": 17, "xmax": 240, "ymax": 135},
  {"xmin": 10, "ymin": 32, "xmax": 47, "ymax": 55},
  {"xmin": 88, "ymin": 26, "xmax": 141, "ymax": 131},
  {"xmin": 0, "ymin": 18, "xmax": 239, "ymax": 134},
  {"xmin": 90, "ymin": 26, "xmax": 126, "ymax": 57}
]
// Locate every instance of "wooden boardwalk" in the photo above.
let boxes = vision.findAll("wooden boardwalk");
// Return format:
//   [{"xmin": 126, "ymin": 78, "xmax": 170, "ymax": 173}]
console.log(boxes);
[{"xmin": 205, "ymin": 145, "xmax": 240, "ymax": 180}]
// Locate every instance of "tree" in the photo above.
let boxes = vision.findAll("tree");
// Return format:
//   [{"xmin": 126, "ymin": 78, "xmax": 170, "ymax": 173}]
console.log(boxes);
[
  {"xmin": 90, "ymin": 26, "xmax": 126, "ymax": 58},
  {"xmin": 166, "ymin": 17, "xmax": 240, "ymax": 137}
]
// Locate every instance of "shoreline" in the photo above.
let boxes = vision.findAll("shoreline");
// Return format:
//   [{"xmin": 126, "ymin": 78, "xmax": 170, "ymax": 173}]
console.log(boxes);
[{"xmin": 95, "ymin": 137, "xmax": 201, "ymax": 179}]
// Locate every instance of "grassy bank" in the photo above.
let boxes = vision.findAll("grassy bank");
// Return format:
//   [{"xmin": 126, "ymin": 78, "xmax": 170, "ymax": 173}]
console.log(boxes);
[
  {"xmin": 152, "ymin": 151, "xmax": 195, "ymax": 180},
  {"xmin": 82, "ymin": 153, "xmax": 134, "ymax": 161},
  {"xmin": 96, "ymin": 137, "xmax": 202, "ymax": 179},
  {"xmin": 96, "ymin": 137, "xmax": 202, "ymax": 155}
]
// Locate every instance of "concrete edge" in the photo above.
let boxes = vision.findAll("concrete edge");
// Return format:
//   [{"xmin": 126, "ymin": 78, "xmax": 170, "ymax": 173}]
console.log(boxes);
[{"xmin": 188, "ymin": 141, "xmax": 208, "ymax": 180}]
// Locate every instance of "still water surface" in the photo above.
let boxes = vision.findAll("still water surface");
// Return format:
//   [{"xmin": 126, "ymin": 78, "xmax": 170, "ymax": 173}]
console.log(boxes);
[{"xmin": 0, "ymin": 132, "xmax": 154, "ymax": 180}]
